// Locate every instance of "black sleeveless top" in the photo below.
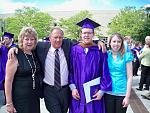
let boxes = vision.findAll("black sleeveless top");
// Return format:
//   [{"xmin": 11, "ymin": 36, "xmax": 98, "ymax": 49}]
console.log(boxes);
[
  {"xmin": 12, "ymin": 49, "xmax": 42, "ymax": 113},
  {"xmin": 13, "ymin": 49, "xmax": 42, "ymax": 87}
]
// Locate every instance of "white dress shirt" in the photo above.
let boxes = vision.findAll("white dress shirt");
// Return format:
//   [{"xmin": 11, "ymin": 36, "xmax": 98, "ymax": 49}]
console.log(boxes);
[{"xmin": 43, "ymin": 46, "xmax": 69, "ymax": 86}]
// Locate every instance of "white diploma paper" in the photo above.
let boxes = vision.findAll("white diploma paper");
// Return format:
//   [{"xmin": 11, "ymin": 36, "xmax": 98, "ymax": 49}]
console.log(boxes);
[{"xmin": 83, "ymin": 77, "xmax": 100, "ymax": 103}]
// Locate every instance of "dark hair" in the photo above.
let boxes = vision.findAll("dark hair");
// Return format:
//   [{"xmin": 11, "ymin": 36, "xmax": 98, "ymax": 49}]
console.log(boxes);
[
  {"xmin": 135, "ymin": 41, "xmax": 140, "ymax": 47},
  {"xmin": 109, "ymin": 33, "xmax": 125, "ymax": 59}
]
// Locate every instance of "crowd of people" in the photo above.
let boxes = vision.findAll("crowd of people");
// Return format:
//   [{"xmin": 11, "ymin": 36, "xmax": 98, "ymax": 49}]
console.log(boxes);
[
  {"xmin": 123, "ymin": 35, "xmax": 150, "ymax": 100},
  {"xmin": 0, "ymin": 18, "xmax": 150, "ymax": 113}
]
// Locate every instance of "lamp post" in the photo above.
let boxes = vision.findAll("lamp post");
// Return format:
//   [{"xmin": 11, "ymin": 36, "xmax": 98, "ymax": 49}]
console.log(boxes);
[
  {"xmin": 0, "ymin": 19, "xmax": 6, "ymax": 33},
  {"xmin": 0, "ymin": 21, "xmax": 3, "ymax": 32}
]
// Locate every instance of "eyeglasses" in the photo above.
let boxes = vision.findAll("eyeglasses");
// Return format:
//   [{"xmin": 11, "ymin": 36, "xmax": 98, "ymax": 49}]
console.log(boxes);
[{"xmin": 81, "ymin": 32, "xmax": 93, "ymax": 35}]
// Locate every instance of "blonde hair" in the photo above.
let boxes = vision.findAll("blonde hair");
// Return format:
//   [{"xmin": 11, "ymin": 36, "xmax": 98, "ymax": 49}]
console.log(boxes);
[
  {"xmin": 18, "ymin": 26, "xmax": 38, "ymax": 50},
  {"xmin": 109, "ymin": 33, "xmax": 125, "ymax": 59}
]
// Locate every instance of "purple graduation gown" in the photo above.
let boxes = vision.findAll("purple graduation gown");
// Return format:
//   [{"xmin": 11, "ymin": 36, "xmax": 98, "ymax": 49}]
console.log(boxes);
[
  {"xmin": 69, "ymin": 44, "xmax": 112, "ymax": 113},
  {"xmin": 0, "ymin": 44, "xmax": 16, "ymax": 90}
]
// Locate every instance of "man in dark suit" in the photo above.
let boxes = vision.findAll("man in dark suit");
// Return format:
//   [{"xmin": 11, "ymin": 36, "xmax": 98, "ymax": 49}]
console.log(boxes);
[{"xmin": 36, "ymin": 27, "xmax": 73, "ymax": 113}]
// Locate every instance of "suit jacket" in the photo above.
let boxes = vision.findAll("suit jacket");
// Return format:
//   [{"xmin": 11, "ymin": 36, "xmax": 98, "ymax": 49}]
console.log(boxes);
[{"xmin": 35, "ymin": 38, "xmax": 73, "ymax": 74}]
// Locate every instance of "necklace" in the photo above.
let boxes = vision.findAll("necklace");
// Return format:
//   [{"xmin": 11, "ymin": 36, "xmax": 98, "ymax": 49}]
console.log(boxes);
[{"xmin": 23, "ymin": 51, "xmax": 37, "ymax": 89}]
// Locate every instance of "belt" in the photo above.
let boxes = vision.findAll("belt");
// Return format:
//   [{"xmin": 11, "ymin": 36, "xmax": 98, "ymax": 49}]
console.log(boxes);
[{"xmin": 44, "ymin": 83, "xmax": 68, "ymax": 89}]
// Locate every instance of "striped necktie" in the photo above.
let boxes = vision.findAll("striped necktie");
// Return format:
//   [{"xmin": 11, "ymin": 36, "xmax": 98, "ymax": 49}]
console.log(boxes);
[{"xmin": 54, "ymin": 49, "xmax": 61, "ymax": 89}]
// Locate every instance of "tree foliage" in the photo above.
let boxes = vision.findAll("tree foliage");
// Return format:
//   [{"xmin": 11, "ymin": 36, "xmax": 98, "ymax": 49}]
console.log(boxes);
[
  {"xmin": 0, "ymin": 18, "xmax": 4, "ymax": 37},
  {"xmin": 108, "ymin": 7, "xmax": 146, "ymax": 41},
  {"xmin": 136, "ymin": 18, "xmax": 150, "ymax": 43},
  {"xmin": 59, "ymin": 10, "xmax": 93, "ymax": 40},
  {"xmin": 5, "ymin": 7, "xmax": 55, "ymax": 41},
  {"xmin": 2, "ymin": 7, "xmax": 149, "ymax": 42}
]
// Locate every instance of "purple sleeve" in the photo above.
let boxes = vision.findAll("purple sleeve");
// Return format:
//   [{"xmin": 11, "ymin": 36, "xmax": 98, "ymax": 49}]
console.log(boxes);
[
  {"xmin": 69, "ymin": 47, "xmax": 75, "ymax": 85},
  {"xmin": 0, "ymin": 47, "xmax": 2, "ymax": 55},
  {"xmin": 99, "ymin": 52, "xmax": 112, "ymax": 91}
]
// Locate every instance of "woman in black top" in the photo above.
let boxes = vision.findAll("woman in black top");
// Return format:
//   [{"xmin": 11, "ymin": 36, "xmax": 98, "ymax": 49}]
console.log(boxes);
[{"xmin": 5, "ymin": 26, "xmax": 42, "ymax": 113}]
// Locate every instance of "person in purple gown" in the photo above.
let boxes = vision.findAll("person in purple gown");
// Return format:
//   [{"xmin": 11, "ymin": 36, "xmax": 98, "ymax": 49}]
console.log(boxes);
[
  {"xmin": 131, "ymin": 41, "xmax": 141, "ymax": 76},
  {"xmin": 69, "ymin": 18, "xmax": 112, "ymax": 113},
  {"xmin": 0, "ymin": 32, "xmax": 16, "ymax": 90}
]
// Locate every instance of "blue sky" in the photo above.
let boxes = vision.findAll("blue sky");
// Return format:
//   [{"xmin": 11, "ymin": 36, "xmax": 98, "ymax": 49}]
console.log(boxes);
[{"xmin": 0, "ymin": 0, "xmax": 149, "ymax": 13}]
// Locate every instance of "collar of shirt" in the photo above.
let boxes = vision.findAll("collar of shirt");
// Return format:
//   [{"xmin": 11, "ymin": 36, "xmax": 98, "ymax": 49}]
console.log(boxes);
[
  {"xmin": 50, "ymin": 45, "xmax": 61, "ymax": 54},
  {"xmin": 108, "ymin": 50, "xmax": 121, "ymax": 60}
]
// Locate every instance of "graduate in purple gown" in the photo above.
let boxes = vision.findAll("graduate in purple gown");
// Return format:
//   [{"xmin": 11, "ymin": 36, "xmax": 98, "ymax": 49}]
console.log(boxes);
[
  {"xmin": 0, "ymin": 32, "xmax": 16, "ymax": 90},
  {"xmin": 69, "ymin": 18, "xmax": 112, "ymax": 113}
]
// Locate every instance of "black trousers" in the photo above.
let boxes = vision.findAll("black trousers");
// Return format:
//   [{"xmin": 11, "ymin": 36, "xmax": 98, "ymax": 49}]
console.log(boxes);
[
  {"xmin": 133, "ymin": 60, "xmax": 140, "ymax": 76},
  {"xmin": 139, "ymin": 65, "xmax": 150, "ymax": 90},
  {"xmin": 44, "ymin": 83, "xmax": 70, "ymax": 113},
  {"xmin": 104, "ymin": 94, "xmax": 127, "ymax": 113}
]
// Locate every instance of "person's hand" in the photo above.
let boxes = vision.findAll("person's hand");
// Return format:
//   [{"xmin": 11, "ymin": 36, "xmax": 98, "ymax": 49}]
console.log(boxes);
[
  {"xmin": 8, "ymin": 47, "xmax": 18, "ymax": 60},
  {"xmin": 0, "ymin": 42, "xmax": 2, "ymax": 48},
  {"xmin": 92, "ymin": 91, "xmax": 103, "ymax": 100},
  {"xmin": 6, "ymin": 104, "xmax": 17, "ymax": 113},
  {"xmin": 0, "ymin": 41, "xmax": 4, "ymax": 47},
  {"xmin": 98, "ymin": 41, "xmax": 107, "ymax": 53},
  {"xmin": 122, "ymin": 96, "xmax": 130, "ymax": 108},
  {"xmin": 72, "ymin": 89, "xmax": 80, "ymax": 100}
]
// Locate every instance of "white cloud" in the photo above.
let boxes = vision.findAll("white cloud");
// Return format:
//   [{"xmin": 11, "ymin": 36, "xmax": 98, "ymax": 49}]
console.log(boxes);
[
  {"xmin": 0, "ymin": 0, "xmax": 37, "ymax": 13},
  {"xmin": 94, "ymin": 0, "xmax": 115, "ymax": 10},
  {"xmin": 42, "ymin": 0, "xmax": 115, "ymax": 12},
  {"xmin": 43, "ymin": 0, "xmax": 93, "ymax": 12},
  {"xmin": 0, "ymin": 0, "xmax": 116, "ymax": 14}
]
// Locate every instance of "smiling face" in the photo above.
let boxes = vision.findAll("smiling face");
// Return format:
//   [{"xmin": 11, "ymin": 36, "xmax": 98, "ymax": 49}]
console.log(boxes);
[
  {"xmin": 81, "ymin": 28, "xmax": 94, "ymax": 44},
  {"xmin": 49, "ymin": 28, "xmax": 63, "ymax": 49},
  {"xmin": 18, "ymin": 27, "xmax": 38, "ymax": 52},
  {"xmin": 22, "ymin": 36, "xmax": 36, "ymax": 53},
  {"xmin": 110, "ymin": 35, "xmax": 123, "ymax": 53}
]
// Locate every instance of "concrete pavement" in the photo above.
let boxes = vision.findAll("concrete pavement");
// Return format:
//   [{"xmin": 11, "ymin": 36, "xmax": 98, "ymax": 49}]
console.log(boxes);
[
  {"xmin": 0, "ymin": 75, "xmax": 149, "ymax": 113},
  {"xmin": 130, "ymin": 76, "xmax": 150, "ymax": 113}
]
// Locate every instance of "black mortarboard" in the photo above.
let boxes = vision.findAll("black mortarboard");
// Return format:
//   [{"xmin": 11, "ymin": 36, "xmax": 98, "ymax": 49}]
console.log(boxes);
[
  {"xmin": 76, "ymin": 18, "xmax": 100, "ymax": 30},
  {"xmin": 3, "ymin": 32, "xmax": 14, "ymax": 39}
]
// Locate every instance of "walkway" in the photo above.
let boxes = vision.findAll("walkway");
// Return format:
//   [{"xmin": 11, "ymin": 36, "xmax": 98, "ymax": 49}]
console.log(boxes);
[{"xmin": 0, "ymin": 76, "xmax": 149, "ymax": 113}]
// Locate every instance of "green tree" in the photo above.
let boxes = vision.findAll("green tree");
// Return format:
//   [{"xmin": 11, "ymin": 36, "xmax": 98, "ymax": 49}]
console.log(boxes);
[
  {"xmin": 5, "ymin": 7, "xmax": 55, "ymax": 41},
  {"xmin": 0, "ymin": 18, "xmax": 4, "ymax": 37},
  {"xmin": 136, "ymin": 18, "xmax": 150, "ymax": 43},
  {"xmin": 108, "ymin": 7, "xmax": 145, "ymax": 41},
  {"xmin": 59, "ymin": 10, "xmax": 93, "ymax": 40}
]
